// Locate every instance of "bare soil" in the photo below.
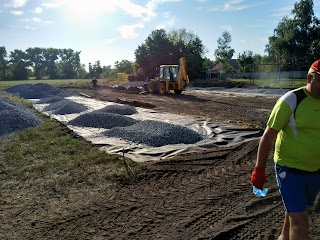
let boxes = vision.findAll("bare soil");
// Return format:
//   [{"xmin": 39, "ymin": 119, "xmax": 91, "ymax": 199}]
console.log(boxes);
[{"xmin": 3, "ymin": 83, "xmax": 320, "ymax": 240}]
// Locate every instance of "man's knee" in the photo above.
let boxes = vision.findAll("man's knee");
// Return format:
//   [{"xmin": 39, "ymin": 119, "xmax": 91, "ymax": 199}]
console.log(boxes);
[{"xmin": 288, "ymin": 212, "xmax": 309, "ymax": 237}]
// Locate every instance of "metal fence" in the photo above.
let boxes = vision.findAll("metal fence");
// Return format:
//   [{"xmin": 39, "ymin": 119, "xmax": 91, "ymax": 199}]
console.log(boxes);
[{"xmin": 206, "ymin": 62, "xmax": 311, "ymax": 86}]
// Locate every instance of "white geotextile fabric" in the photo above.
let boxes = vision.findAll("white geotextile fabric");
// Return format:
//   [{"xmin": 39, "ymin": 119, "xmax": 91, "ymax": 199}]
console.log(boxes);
[{"xmin": 34, "ymin": 96, "xmax": 261, "ymax": 162}]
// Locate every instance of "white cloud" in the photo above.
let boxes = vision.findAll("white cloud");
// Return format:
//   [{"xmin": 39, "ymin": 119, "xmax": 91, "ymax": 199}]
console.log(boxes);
[
  {"xmin": 34, "ymin": 7, "xmax": 43, "ymax": 14},
  {"xmin": 11, "ymin": 10, "xmax": 23, "ymax": 15},
  {"xmin": 220, "ymin": 25, "xmax": 233, "ymax": 32},
  {"xmin": 39, "ymin": 0, "xmax": 179, "ymax": 39},
  {"xmin": 25, "ymin": 25, "xmax": 35, "ymax": 30},
  {"xmin": 118, "ymin": 22, "xmax": 145, "ymax": 39},
  {"xmin": 222, "ymin": 0, "xmax": 248, "ymax": 12},
  {"xmin": 155, "ymin": 24, "xmax": 166, "ymax": 29},
  {"xmin": 118, "ymin": 0, "xmax": 156, "ymax": 22},
  {"xmin": 195, "ymin": 0, "xmax": 207, "ymax": 2},
  {"xmin": 32, "ymin": 17, "xmax": 41, "ymax": 22},
  {"xmin": 272, "ymin": 6, "xmax": 292, "ymax": 17},
  {"xmin": 42, "ymin": 2, "xmax": 62, "ymax": 9},
  {"xmin": 207, "ymin": 0, "xmax": 248, "ymax": 12},
  {"xmin": 11, "ymin": 0, "xmax": 28, "ymax": 8},
  {"xmin": 155, "ymin": 12, "xmax": 175, "ymax": 30},
  {"xmin": 104, "ymin": 37, "xmax": 119, "ymax": 44}
]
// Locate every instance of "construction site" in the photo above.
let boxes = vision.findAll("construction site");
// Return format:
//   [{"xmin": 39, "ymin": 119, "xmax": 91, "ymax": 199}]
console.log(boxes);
[{"xmin": 1, "ymin": 80, "xmax": 320, "ymax": 240}]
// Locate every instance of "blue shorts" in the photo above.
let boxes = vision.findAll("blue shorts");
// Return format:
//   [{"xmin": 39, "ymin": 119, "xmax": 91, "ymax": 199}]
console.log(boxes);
[{"xmin": 275, "ymin": 163, "xmax": 320, "ymax": 212}]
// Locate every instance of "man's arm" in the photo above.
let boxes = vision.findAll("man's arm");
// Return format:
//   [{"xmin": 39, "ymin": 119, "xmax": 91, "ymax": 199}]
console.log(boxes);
[
  {"xmin": 251, "ymin": 126, "xmax": 279, "ymax": 189},
  {"xmin": 256, "ymin": 126, "xmax": 279, "ymax": 168}
]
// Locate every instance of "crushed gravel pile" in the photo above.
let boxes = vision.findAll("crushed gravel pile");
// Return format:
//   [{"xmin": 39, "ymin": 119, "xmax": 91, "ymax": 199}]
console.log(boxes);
[
  {"xmin": 43, "ymin": 99, "xmax": 88, "ymax": 115},
  {"xmin": 0, "ymin": 98, "xmax": 42, "ymax": 137},
  {"xmin": 96, "ymin": 104, "xmax": 137, "ymax": 115},
  {"xmin": 103, "ymin": 120, "xmax": 203, "ymax": 147},
  {"xmin": 6, "ymin": 83, "xmax": 72, "ymax": 99},
  {"xmin": 37, "ymin": 96, "xmax": 65, "ymax": 104},
  {"xmin": 68, "ymin": 111, "xmax": 138, "ymax": 129}
]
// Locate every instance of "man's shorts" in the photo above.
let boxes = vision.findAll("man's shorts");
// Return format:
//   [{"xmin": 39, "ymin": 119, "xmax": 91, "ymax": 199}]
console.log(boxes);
[{"xmin": 275, "ymin": 163, "xmax": 320, "ymax": 212}]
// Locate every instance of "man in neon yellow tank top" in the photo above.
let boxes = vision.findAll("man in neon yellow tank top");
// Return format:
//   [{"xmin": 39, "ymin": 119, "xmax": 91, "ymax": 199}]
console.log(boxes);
[{"xmin": 251, "ymin": 60, "xmax": 320, "ymax": 240}]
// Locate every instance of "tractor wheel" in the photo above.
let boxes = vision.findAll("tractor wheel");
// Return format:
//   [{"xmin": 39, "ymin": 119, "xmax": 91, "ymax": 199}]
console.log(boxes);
[
  {"xmin": 147, "ymin": 82, "xmax": 156, "ymax": 94},
  {"xmin": 174, "ymin": 90, "xmax": 182, "ymax": 94},
  {"xmin": 159, "ymin": 82, "xmax": 167, "ymax": 94}
]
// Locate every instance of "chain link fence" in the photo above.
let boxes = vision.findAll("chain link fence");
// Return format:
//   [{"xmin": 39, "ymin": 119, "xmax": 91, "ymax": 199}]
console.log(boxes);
[{"xmin": 206, "ymin": 62, "xmax": 311, "ymax": 87}]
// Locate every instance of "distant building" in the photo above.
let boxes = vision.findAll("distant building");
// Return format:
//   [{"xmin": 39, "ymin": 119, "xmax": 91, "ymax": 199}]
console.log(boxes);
[{"xmin": 206, "ymin": 59, "xmax": 239, "ymax": 79}]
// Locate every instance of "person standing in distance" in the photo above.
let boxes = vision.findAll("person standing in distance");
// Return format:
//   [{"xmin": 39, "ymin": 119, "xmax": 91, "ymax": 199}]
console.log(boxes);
[
  {"xmin": 251, "ymin": 60, "xmax": 320, "ymax": 240},
  {"xmin": 92, "ymin": 77, "xmax": 98, "ymax": 90}
]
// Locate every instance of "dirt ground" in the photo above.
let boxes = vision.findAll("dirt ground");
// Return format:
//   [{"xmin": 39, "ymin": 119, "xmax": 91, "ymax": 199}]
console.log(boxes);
[{"xmin": 3, "ymin": 83, "xmax": 320, "ymax": 239}]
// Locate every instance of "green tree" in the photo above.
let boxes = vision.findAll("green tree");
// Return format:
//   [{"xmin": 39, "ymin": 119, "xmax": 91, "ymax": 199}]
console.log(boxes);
[
  {"xmin": 9, "ymin": 49, "xmax": 29, "ymax": 80},
  {"xmin": 168, "ymin": 28, "xmax": 207, "ymax": 79},
  {"xmin": 102, "ymin": 65, "xmax": 113, "ymax": 78},
  {"xmin": 89, "ymin": 60, "xmax": 103, "ymax": 78},
  {"xmin": 43, "ymin": 48, "xmax": 59, "ymax": 79},
  {"xmin": 266, "ymin": 0, "xmax": 320, "ymax": 68},
  {"xmin": 0, "ymin": 46, "xmax": 8, "ymax": 80},
  {"xmin": 114, "ymin": 60, "xmax": 133, "ymax": 74},
  {"xmin": 135, "ymin": 28, "xmax": 206, "ymax": 79},
  {"xmin": 58, "ymin": 49, "xmax": 81, "ymax": 79},
  {"xmin": 26, "ymin": 47, "xmax": 44, "ymax": 79},
  {"xmin": 201, "ymin": 57, "xmax": 214, "ymax": 72},
  {"xmin": 238, "ymin": 50, "xmax": 255, "ymax": 72},
  {"xmin": 135, "ymin": 29, "xmax": 171, "ymax": 78},
  {"xmin": 214, "ymin": 31, "xmax": 235, "ymax": 62}
]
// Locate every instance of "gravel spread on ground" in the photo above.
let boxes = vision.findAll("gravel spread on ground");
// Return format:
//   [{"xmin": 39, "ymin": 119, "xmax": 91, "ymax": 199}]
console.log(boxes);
[
  {"xmin": 0, "ymin": 98, "xmax": 42, "ymax": 138},
  {"xmin": 43, "ymin": 99, "xmax": 88, "ymax": 114},
  {"xmin": 103, "ymin": 120, "xmax": 204, "ymax": 147},
  {"xmin": 68, "ymin": 111, "xmax": 138, "ymax": 129}
]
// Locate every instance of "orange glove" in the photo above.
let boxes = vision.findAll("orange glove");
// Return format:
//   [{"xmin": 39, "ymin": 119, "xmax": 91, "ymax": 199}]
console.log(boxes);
[{"xmin": 251, "ymin": 167, "xmax": 266, "ymax": 190}]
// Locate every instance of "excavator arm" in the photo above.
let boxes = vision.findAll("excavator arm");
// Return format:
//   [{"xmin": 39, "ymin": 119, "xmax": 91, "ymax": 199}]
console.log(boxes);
[{"xmin": 177, "ymin": 57, "xmax": 190, "ymax": 89}]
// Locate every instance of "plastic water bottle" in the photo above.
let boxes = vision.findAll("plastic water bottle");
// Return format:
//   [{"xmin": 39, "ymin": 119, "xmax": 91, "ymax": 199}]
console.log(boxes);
[{"xmin": 253, "ymin": 186, "xmax": 268, "ymax": 197}]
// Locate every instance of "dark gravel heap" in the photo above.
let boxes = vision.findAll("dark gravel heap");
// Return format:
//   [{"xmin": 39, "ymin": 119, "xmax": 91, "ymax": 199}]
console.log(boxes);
[
  {"xmin": 103, "ymin": 120, "xmax": 203, "ymax": 147},
  {"xmin": 68, "ymin": 111, "xmax": 138, "ymax": 129},
  {"xmin": 43, "ymin": 99, "xmax": 88, "ymax": 115},
  {"xmin": 0, "ymin": 98, "xmax": 42, "ymax": 137},
  {"xmin": 95, "ymin": 104, "xmax": 137, "ymax": 115},
  {"xmin": 37, "ymin": 96, "xmax": 65, "ymax": 104},
  {"xmin": 6, "ymin": 83, "xmax": 72, "ymax": 99}
]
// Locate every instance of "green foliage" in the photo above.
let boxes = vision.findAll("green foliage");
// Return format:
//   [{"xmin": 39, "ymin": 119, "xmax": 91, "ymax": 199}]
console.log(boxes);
[
  {"xmin": 214, "ymin": 31, "xmax": 235, "ymax": 62},
  {"xmin": 89, "ymin": 60, "xmax": 103, "ymax": 78},
  {"xmin": 134, "ymin": 28, "xmax": 206, "ymax": 79},
  {"xmin": 266, "ymin": 0, "xmax": 320, "ymax": 66},
  {"xmin": 201, "ymin": 57, "xmax": 214, "ymax": 72},
  {"xmin": 0, "ymin": 47, "xmax": 85, "ymax": 80},
  {"xmin": 238, "ymin": 50, "xmax": 255, "ymax": 72},
  {"xmin": 114, "ymin": 60, "xmax": 133, "ymax": 74}
]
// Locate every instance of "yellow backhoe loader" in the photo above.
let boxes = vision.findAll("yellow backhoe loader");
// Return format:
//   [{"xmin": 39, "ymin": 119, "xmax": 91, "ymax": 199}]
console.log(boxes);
[{"xmin": 144, "ymin": 57, "xmax": 190, "ymax": 94}]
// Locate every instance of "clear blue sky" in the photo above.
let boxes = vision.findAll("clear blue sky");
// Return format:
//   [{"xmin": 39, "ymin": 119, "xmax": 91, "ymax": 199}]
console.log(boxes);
[{"xmin": 1, "ymin": 0, "xmax": 320, "ymax": 68}]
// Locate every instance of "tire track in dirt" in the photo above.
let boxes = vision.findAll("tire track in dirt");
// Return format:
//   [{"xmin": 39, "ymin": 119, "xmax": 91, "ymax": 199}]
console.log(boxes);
[{"xmin": 30, "ymin": 139, "xmax": 286, "ymax": 239}]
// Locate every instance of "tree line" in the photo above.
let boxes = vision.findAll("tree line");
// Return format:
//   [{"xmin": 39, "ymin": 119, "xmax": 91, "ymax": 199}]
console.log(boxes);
[{"xmin": 1, "ymin": 0, "xmax": 319, "ymax": 81}]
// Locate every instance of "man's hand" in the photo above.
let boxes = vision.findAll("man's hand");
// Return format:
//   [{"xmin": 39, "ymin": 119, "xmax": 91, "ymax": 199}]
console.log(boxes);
[{"xmin": 251, "ymin": 167, "xmax": 266, "ymax": 190}]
